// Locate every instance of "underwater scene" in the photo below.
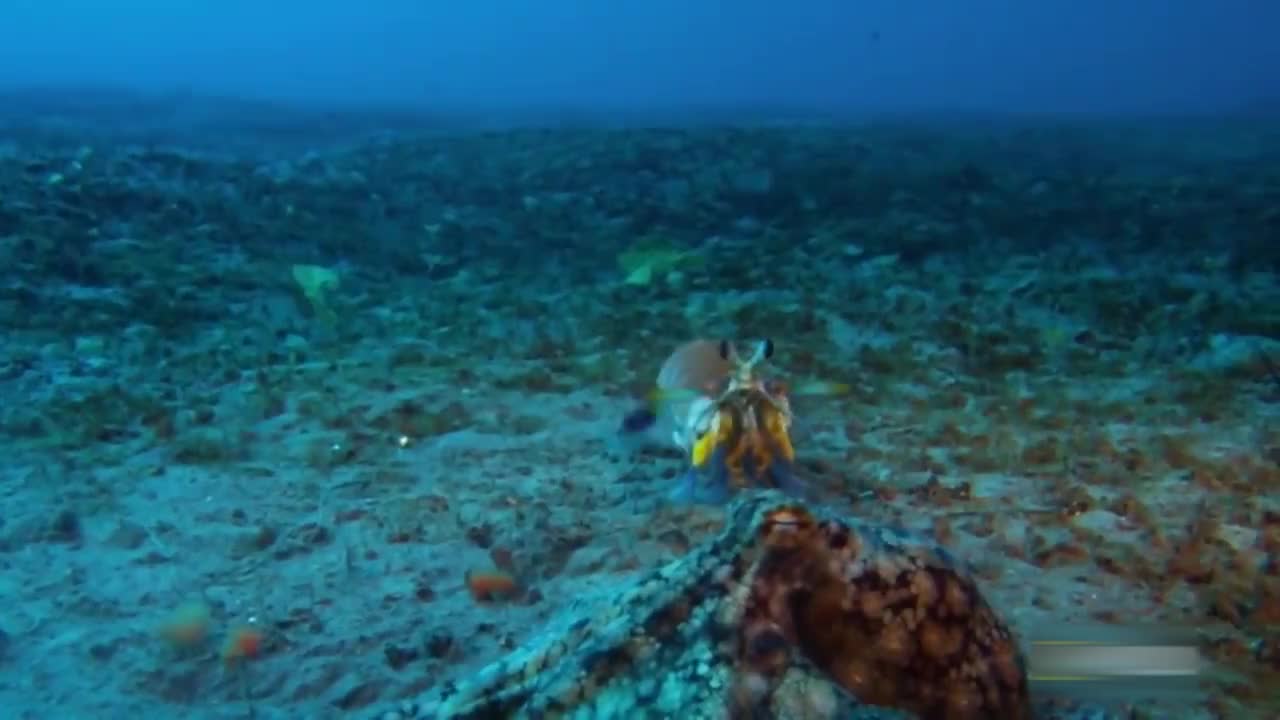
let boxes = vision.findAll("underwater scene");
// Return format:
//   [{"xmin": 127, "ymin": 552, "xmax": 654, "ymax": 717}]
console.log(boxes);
[{"xmin": 1, "ymin": 2, "xmax": 1279, "ymax": 719}]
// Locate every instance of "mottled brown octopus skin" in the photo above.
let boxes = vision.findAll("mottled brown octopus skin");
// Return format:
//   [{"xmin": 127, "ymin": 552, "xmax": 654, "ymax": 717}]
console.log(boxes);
[{"xmin": 373, "ymin": 491, "xmax": 1030, "ymax": 720}]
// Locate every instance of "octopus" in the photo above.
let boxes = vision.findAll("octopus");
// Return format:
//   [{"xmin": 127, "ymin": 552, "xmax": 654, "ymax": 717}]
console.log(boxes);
[{"xmin": 370, "ymin": 490, "xmax": 1030, "ymax": 720}]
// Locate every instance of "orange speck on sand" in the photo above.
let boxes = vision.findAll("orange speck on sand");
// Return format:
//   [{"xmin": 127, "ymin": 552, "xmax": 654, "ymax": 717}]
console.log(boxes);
[
  {"xmin": 157, "ymin": 601, "xmax": 211, "ymax": 649},
  {"xmin": 465, "ymin": 569, "xmax": 520, "ymax": 602},
  {"xmin": 221, "ymin": 626, "xmax": 263, "ymax": 667}
]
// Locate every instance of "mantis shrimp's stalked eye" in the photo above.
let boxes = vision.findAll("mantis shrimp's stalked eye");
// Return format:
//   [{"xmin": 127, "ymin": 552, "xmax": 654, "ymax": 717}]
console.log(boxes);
[
  {"xmin": 761, "ymin": 338, "xmax": 774, "ymax": 360},
  {"xmin": 718, "ymin": 339, "xmax": 733, "ymax": 361}
]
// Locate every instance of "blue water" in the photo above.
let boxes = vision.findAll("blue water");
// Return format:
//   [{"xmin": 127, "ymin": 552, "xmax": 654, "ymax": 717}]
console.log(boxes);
[{"xmin": 3, "ymin": 0, "xmax": 1278, "ymax": 116}]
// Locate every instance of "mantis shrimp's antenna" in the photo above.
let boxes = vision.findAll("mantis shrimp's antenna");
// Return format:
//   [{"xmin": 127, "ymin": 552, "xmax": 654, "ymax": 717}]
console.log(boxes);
[{"xmin": 692, "ymin": 339, "xmax": 787, "ymax": 431}]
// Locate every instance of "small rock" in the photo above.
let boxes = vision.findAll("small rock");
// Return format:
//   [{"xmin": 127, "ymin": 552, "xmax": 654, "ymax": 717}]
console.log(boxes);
[
  {"xmin": 105, "ymin": 520, "xmax": 148, "ymax": 550},
  {"xmin": 383, "ymin": 643, "xmax": 419, "ymax": 671},
  {"xmin": 423, "ymin": 631, "xmax": 454, "ymax": 659},
  {"xmin": 48, "ymin": 509, "xmax": 82, "ymax": 545},
  {"xmin": 88, "ymin": 640, "xmax": 119, "ymax": 662},
  {"xmin": 465, "ymin": 524, "xmax": 493, "ymax": 549},
  {"xmin": 229, "ymin": 526, "xmax": 279, "ymax": 560},
  {"xmin": 413, "ymin": 580, "xmax": 435, "ymax": 603},
  {"xmin": 295, "ymin": 523, "xmax": 332, "ymax": 546},
  {"xmin": 331, "ymin": 680, "xmax": 384, "ymax": 710},
  {"xmin": 272, "ymin": 522, "xmax": 332, "ymax": 560}
]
